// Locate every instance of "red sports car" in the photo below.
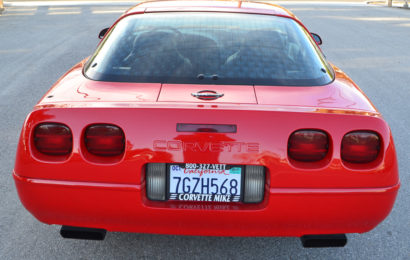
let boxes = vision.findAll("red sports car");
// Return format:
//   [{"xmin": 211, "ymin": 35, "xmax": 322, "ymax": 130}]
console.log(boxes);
[{"xmin": 13, "ymin": 0, "xmax": 400, "ymax": 247}]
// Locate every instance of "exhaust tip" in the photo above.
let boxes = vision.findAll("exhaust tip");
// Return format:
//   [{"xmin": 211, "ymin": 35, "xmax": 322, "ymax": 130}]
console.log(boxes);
[
  {"xmin": 60, "ymin": 226, "xmax": 107, "ymax": 240},
  {"xmin": 301, "ymin": 234, "xmax": 347, "ymax": 248}
]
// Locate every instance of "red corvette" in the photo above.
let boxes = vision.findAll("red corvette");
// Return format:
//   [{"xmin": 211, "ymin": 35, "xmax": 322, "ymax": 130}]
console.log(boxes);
[{"xmin": 13, "ymin": 0, "xmax": 399, "ymax": 247}]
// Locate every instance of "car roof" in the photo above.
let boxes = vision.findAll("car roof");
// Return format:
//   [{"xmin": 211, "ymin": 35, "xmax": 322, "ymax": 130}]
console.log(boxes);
[{"xmin": 124, "ymin": 0, "xmax": 297, "ymax": 19}]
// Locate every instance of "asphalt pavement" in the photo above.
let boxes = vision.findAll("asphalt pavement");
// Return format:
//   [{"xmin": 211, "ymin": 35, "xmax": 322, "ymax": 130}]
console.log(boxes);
[{"xmin": 0, "ymin": 2, "xmax": 409, "ymax": 259}]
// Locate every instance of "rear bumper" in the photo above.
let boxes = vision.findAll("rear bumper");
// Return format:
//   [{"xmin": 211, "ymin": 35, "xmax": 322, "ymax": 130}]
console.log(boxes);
[{"xmin": 13, "ymin": 171, "xmax": 399, "ymax": 237}]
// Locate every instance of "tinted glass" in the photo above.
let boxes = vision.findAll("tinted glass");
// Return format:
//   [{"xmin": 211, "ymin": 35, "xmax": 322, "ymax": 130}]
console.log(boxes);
[{"xmin": 85, "ymin": 12, "xmax": 333, "ymax": 86}]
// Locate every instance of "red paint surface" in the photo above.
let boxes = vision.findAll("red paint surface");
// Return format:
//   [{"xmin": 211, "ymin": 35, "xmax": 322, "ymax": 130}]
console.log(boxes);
[{"xmin": 13, "ymin": 1, "xmax": 400, "ymax": 237}]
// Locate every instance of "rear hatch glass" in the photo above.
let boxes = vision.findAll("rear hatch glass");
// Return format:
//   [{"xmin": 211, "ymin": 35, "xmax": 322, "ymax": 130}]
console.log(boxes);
[{"xmin": 85, "ymin": 12, "xmax": 333, "ymax": 86}]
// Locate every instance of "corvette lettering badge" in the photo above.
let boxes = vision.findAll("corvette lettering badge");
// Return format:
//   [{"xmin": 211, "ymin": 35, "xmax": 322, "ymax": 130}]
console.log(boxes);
[{"xmin": 153, "ymin": 140, "xmax": 260, "ymax": 153}]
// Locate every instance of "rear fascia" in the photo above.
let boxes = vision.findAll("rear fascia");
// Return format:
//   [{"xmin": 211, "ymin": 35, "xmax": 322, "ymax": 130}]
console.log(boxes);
[
  {"xmin": 15, "ymin": 106, "xmax": 398, "ymax": 188},
  {"xmin": 14, "ymin": 106, "xmax": 399, "ymax": 236}
]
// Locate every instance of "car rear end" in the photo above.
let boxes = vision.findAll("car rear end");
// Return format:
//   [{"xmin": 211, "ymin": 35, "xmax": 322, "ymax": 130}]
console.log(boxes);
[
  {"xmin": 13, "ymin": 2, "xmax": 399, "ymax": 246},
  {"xmin": 14, "ymin": 101, "xmax": 399, "ymax": 237}
]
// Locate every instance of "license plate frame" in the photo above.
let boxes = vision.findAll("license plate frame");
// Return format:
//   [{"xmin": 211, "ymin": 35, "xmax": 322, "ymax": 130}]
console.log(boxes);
[{"xmin": 167, "ymin": 163, "xmax": 244, "ymax": 203}]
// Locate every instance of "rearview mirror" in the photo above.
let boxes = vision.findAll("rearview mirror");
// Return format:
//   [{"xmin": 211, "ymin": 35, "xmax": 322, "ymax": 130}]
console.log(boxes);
[
  {"xmin": 311, "ymin": 33, "xmax": 322, "ymax": 45},
  {"xmin": 98, "ymin": 28, "xmax": 109, "ymax": 39}
]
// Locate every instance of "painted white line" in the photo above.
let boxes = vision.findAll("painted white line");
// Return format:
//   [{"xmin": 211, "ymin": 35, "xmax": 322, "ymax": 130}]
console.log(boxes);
[
  {"xmin": 5, "ymin": 7, "xmax": 37, "ymax": 11},
  {"xmin": 48, "ymin": 11, "xmax": 81, "ymax": 15},
  {"xmin": 2, "ymin": 12, "xmax": 35, "ymax": 16},
  {"xmin": 3, "ymin": 1, "xmax": 373, "ymax": 7},
  {"xmin": 4, "ymin": 1, "xmax": 139, "ymax": 7},
  {"xmin": 280, "ymin": 1, "xmax": 366, "ymax": 3},
  {"xmin": 48, "ymin": 7, "xmax": 81, "ymax": 10},
  {"xmin": 280, "ymin": 1, "xmax": 368, "ymax": 6},
  {"xmin": 354, "ymin": 17, "xmax": 410, "ymax": 21},
  {"xmin": 92, "ymin": 10, "xmax": 125, "ymax": 14}
]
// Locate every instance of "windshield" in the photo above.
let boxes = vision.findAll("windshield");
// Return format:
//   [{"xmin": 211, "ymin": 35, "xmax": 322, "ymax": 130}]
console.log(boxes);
[{"xmin": 85, "ymin": 12, "xmax": 334, "ymax": 86}]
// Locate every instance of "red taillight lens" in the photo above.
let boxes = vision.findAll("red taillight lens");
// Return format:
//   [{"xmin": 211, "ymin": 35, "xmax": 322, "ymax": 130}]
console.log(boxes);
[
  {"xmin": 85, "ymin": 124, "xmax": 125, "ymax": 156},
  {"xmin": 34, "ymin": 123, "xmax": 72, "ymax": 155},
  {"xmin": 288, "ymin": 130, "xmax": 329, "ymax": 162},
  {"xmin": 341, "ymin": 131, "xmax": 380, "ymax": 163}
]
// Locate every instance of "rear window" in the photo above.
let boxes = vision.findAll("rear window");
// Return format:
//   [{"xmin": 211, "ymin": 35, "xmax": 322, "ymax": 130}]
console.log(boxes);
[{"xmin": 85, "ymin": 12, "xmax": 334, "ymax": 86}]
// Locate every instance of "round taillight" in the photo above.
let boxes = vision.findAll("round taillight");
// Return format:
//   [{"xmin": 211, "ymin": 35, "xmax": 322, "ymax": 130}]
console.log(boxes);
[
  {"xmin": 341, "ymin": 131, "xmax": 380, "ymax": 163},
  {"xmin": 288, "ymin": 130, "xmax": 329, "ymax": 162},
  {"xmin": 84, "ymin": 124, "xmax": 125, "ymax": 156},
  {"xmin": 34, "ymin": 123, "xmax": 72, "ymax": 155}
]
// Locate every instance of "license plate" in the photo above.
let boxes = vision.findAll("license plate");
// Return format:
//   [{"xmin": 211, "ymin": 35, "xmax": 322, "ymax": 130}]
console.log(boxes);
[{"xmin": 168, "ymin": 163, "xmax": 242, "ymax": 203}]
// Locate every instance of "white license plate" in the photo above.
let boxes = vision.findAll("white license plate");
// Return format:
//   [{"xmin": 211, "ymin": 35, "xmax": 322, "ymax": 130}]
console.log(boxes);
[{"xmin": 168, "ymin": 163, "xmax": 242, "ymax": 203}]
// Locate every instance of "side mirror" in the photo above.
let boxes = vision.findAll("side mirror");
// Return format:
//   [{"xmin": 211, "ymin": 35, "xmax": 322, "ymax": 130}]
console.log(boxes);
[
  {"xmin": 98, "ymin": 28, "xmax": 109, "ymax": 39},
  {"xmin": 311, "ymin": 33, "xmax": 322, "ymax": 45}
]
